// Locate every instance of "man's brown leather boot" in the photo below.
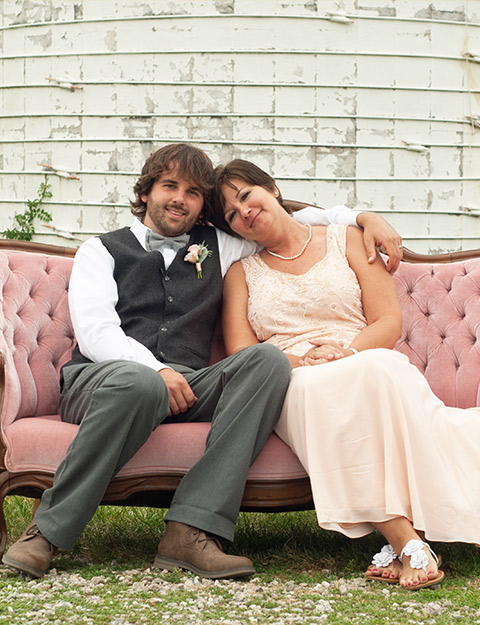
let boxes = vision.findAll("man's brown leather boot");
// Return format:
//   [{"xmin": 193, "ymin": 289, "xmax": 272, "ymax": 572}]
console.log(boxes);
[
  {"xmin": 2, "ymin": 521, "xmax": 57, "ymax": 578},
  {"xmin": 154, "ymin": 521, "xmax": 255, "ymax": 579}
]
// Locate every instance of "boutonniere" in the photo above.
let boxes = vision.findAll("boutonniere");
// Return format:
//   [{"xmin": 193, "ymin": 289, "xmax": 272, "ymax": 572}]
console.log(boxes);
[{"xmin": 184, "ymin": 242, "xmax": 212, "ymax": 279}]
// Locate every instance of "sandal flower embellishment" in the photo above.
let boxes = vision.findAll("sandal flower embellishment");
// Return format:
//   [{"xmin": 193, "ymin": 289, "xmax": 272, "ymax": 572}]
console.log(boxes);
[
  {"xmin": 371, "ymin": 544, "xmax": 398, "ymax": 568},
  {"xmin": 184, "ymin": 242, "xmax": 212, "ymax": 279}
]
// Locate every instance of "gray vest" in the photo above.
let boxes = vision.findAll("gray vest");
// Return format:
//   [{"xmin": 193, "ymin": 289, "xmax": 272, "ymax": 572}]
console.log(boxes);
[{"xmin": 64, "ymin": 225, "xmax": 222, "ymax": 371}]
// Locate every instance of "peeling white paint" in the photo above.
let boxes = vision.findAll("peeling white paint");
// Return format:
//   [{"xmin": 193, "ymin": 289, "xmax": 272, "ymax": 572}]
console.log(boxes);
[{"xmin": 0, "ymin": 0, "xmax": 479, "ymax": 253}]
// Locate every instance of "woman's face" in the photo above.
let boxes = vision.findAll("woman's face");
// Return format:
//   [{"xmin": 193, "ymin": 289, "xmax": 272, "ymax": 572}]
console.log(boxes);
[{"xmin": 221, "ymin": 178, "xmax": 279, "ymax": 240}]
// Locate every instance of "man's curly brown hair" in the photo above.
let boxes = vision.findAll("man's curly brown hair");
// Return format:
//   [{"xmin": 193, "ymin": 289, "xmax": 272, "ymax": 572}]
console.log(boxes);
[{"xmin": 130, "ymin": 144, "xmax": 214, "ymax": 219}]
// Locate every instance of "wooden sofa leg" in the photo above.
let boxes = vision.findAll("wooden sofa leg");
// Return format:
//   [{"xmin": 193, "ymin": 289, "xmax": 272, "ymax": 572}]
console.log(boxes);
[
  {"xmin": 0, "ymin": 492, "xmax": 7, "ymax": 557},
  {"xmin": 32, "ymin": 498, "xmax": 41, "ymax": 518},
  {"xmin": 0, "ymin": 497, "xmax": 42, "ymax": 557}
]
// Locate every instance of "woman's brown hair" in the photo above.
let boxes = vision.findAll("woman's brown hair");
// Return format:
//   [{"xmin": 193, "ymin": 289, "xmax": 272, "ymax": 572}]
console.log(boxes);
[{"xmin": 207, "ymin": 159, "xmax": 290, "ymax": 236}]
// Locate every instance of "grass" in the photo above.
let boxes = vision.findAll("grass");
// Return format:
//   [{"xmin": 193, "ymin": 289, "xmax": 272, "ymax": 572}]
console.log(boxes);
[{"xmin": 1, "ymin": 496, "xmax": 480, "ymax": 624}]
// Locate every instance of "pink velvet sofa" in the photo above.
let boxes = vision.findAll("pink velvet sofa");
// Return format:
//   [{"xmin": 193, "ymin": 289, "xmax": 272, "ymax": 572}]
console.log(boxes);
[{"xmin": 1, "ymin": 229, "xmax": 480, "ymax": 556}]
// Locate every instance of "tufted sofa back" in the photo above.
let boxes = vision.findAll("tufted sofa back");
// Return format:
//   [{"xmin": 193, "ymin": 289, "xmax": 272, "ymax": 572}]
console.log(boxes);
[
  {"xmin": 0, "ymin": 247, "xmax": 479, "ymax": 437},
  {"xmin": 393, "ymin": 259, "xmax": 480, "ymax": 409},
  {"xmin": 0, "ymin": 251, "xmax": 75, "ymax": 430}
]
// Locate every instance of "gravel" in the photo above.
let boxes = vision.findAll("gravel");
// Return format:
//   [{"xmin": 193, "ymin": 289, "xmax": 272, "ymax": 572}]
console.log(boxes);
[{"xmin": 0, "ymin": 565, "xmax": 477, "ymax": 625}]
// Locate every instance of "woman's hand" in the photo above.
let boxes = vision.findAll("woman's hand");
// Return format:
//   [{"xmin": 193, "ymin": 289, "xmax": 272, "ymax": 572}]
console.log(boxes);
[{"xmin": 299, "ymin": 338, "xmax": 356, "ymax": 366}]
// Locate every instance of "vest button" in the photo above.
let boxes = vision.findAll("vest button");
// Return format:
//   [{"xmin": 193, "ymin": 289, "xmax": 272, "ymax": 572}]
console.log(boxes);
[
  {"xmin": 167, "ymin": 296, "xmax": 174, "ymax": 302},
  {"xmin": 164, "ymin": 276, "xmax": 171, "ymax": 281},
  {"xmin": 161, "ymin": 327, "xmax": 168, "ymax": 332}
]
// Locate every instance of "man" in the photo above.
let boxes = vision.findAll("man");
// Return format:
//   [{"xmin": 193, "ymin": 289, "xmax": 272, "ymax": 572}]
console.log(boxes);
[{"xmin": 2, "ymin": 143, "xmax": 402, "ymax": 579}]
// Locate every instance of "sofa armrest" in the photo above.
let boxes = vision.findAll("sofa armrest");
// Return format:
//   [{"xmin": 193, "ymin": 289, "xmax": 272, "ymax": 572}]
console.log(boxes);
[
  {"xmin": 0, "ymin": 239, "xmax": 77, "ymax": 258},
  {"xmin": 0, "ymin": 350, "xmax": 6, "ymax": 471}
]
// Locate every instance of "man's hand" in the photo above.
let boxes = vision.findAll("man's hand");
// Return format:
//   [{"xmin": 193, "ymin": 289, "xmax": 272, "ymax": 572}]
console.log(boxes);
[
  {"xmin": 159, "ymin": 369, "xmax": 198, "ymax": 415},
  {"xmin": 356, "ymin": 212, "xmax": 403, "ymax": 274}
]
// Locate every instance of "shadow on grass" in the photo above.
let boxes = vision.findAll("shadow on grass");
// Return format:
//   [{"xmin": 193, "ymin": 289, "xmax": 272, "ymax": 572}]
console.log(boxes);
[
  {"xmin": 234, "ymin": 511, "xmax": 397, "ymax": 578},
  {"xmin": 4, "ymin": 496, "xmax": 480, "ymax": 583}
]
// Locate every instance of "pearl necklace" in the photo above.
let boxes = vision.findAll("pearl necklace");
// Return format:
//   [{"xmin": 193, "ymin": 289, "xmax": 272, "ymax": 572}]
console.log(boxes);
[{"xmin": 265, "ymin": 224, "xmax": 312, "ymax": 261}]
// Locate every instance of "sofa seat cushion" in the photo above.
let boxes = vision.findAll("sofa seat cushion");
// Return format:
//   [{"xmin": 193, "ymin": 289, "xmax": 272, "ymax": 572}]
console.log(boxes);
[{"xmin": 4, "ymin": 417, "xmax": 308, "ymax": 481}]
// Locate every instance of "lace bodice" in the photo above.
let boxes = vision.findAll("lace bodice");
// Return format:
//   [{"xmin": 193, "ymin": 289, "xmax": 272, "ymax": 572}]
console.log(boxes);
[{"xmin": 241, "ymin": 224, "xmax": 367, "ymax": 357}]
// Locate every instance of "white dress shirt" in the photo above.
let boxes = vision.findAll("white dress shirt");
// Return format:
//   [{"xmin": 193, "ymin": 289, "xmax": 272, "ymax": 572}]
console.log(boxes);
[{"xmin": 68, "ymin": 205, "xmax": 359, "ymax": 372}]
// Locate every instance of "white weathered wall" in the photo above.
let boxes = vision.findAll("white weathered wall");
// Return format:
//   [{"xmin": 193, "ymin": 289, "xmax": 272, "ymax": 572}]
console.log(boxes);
[{"xmin": 1, "ymin": 0, "xmax": 479, "ymax": 252}]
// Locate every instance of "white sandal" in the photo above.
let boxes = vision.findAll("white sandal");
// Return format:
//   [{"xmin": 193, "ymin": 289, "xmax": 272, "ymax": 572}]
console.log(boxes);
[
  {"xmin": 365, "ymin": 544, "xmax": 401, "ymax": 583},
  {"xmin": 399, "ymin": 539, "xmax": 444, "ymax": 590}
]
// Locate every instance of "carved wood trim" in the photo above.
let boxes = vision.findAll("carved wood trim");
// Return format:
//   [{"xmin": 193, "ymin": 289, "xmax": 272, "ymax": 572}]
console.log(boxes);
[
  {"xmin": 2, "ymin": 227, "xmax": 480, "ymax": 265},
  {"xmin": 282, "ymin": 200, "xmax": 480, "ymax": 264},
  {"xmin": 0, "ymin": 239, "xmax": 77, "ymax": 258},
  {"xmin": 0, "ymin": 468, "xmax": 313, "ymax": 555},
  {"xmin": 0, "ymin": 352, "xmax": 5, "ymax": 472}
]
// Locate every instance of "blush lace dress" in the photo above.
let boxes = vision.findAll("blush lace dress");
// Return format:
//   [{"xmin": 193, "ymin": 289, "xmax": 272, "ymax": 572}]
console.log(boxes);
[{"xmin": 241, "ymin": 224, "xmax": 480, "ymax": 543}]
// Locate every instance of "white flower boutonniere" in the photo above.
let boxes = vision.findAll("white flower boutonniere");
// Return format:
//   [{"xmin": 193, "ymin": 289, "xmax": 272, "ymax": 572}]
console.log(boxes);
[{"xmin": 184, "ymin": 242, "xmax": 212, "ymax": 279}]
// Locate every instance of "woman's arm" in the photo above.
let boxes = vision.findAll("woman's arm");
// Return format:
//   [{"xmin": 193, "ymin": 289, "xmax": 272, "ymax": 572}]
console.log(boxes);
[
  {"xmin": 346, "ymin": 226, "xmax": 403, "ymax": 351},
  {"xmin": 222, "ymin": 262, "xmax": 300, "ymax": 367},
  {"xmin": 222, "ymin": 261, "xmax": 259, "ymax": 355},
  {"xmin": 222, "ymin": 227, "xmax": 402, "ymax": 368}
]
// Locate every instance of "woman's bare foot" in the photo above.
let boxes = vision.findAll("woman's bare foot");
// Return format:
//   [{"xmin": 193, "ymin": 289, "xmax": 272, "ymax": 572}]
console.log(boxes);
[
  {"xmin": 371, "ymin": 519, "xmax": 444, "ymax": 590},
  {"xmin": 398, "ymin": 540, "xmax": 443, "ymax": 590},
  {"xmin": 366, "ymin": 558, "xmax": 402, "ymax": 582},
  {"xmin": 365, "ymin": 544, "xmax": 402, "ymax": 583}
]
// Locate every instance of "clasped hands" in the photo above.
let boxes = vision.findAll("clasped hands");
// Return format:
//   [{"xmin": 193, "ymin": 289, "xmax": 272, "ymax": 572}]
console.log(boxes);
[{"xmin": 299, "ymin": 338, "xmax": 356, "ymax": 366}]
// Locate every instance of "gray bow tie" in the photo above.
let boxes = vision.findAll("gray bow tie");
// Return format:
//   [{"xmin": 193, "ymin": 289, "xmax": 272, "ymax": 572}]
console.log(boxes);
[{"xmin": 145, "ymin": 230, "xmax": 190, "ymax": 253}]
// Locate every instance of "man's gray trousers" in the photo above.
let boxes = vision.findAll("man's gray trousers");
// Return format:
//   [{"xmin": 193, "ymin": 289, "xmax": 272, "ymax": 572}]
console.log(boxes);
[{"xmin": 34, "ymin": 344, "xmax": 291, "ymax": 550}]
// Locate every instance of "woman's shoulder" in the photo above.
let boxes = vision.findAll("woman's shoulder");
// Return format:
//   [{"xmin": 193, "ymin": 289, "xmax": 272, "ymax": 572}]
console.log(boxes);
[
  {"xmin": 225, "ymin": 258, "xmax": 248, "ymax": 289},
  {"xmin": 315, "ymin": 223, "xmax": 349, "ymax": 238},
  {"xmin": 324, "ymin": 223, "xmax": 349, "ymax": 252},
  {"xmin": 226, "ymin": 258, "xmax": 244, "ymax": 276},
  {"xmin": 240, "ymin": 252, "xmax": 263, "ymax": 269},
  {"xmin": 229, "ymin": 253, "xmax": 263, "ymax": 276},
  {"xmin": 345, "ymin": 223, "xmax": 366, "ymax": 254}
]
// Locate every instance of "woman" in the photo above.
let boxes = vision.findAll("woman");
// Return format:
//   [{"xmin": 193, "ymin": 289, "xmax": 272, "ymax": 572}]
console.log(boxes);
[{"xmin": 207, "ymin": 159, "xmax": 480, "ymax": 590}]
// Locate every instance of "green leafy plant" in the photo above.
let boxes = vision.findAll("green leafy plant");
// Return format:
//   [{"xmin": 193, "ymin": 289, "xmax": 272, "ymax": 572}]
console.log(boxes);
[{"xmin": 3, "ymin": 177, "xmax": 53, "ymax": 240}]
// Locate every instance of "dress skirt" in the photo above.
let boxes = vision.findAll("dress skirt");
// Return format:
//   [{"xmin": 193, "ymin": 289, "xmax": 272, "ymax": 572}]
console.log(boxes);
[{"xmin": 274, "ymin": 348, "xmax": 480, "ymax": 544}]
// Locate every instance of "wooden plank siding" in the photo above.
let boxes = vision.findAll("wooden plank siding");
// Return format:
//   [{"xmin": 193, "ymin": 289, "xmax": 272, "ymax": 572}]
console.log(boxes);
[{"xmin": 0, "ymin": 0, "xmax": 479, "ymax": 253}]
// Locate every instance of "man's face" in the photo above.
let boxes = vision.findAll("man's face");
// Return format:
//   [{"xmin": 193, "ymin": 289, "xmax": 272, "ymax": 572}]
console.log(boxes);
[{"xmin": 141, "ymin": 166, "xmax": 205, "ymax": 237}]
